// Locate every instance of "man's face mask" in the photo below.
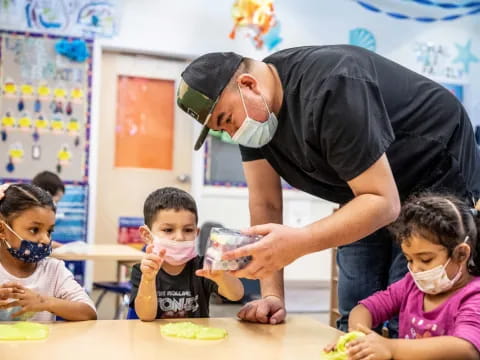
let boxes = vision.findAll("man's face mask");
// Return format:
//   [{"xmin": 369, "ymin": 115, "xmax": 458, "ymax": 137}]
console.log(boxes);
[
  {"xmin": 231, "ymin": 83, "xmax": 278, "ymax": 148},
  {"xmin": 145, "ymin": 227, "xmax": 197, "ymax": 266},
  {"xmin": 1, "ymin": 221, "xmax": 52, "ymax": 263}
]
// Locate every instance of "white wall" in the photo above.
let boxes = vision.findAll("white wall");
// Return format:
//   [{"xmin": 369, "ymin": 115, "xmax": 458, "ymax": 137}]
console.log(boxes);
[{"xmin": 89, "ymin": 0, "xmax": 480, "ymax": 282}]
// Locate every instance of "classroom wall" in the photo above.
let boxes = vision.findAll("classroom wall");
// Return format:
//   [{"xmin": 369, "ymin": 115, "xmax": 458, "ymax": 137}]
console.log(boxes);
[{"xmin": 89, "ymin": 0, "xmax": 480, "ymax": 282}]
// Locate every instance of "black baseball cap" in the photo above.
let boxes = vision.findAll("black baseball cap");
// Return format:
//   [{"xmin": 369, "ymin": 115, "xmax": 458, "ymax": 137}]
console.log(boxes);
[{"xmin": 177, "ymin": 52, "xmax": 243, "ymax": 150}]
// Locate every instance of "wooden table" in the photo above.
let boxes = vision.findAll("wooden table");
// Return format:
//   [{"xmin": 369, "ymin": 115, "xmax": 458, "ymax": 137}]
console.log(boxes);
[
  {"xmin": 0, "ymin": 316, "xmax": 342, "ymax": 360},
  {"xmin": 51, "ymin": 244, "xmax": 145, "ymax": 262}
]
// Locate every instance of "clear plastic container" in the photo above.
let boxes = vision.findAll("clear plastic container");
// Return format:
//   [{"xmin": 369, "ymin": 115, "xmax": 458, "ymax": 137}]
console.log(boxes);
[{"xmin": 203, "ymin": 227, "xmax": 262, "ymax": 271}]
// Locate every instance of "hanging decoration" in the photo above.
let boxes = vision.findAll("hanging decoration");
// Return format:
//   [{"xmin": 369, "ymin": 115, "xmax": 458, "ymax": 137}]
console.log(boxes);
[
  {"xmin": 349, "ymin": 28, "xmax": 377, "ymax": 52},
  {"xmin": 353, "ymin": 0, "xmax": 480, "ymax": 22},
  {"xmin": 400, "ymin": 0, "xmax": 480, "ymax": 9},
  {"xmin": 229, "ymin": 0, "xmax": 282, "ymax": 50}
]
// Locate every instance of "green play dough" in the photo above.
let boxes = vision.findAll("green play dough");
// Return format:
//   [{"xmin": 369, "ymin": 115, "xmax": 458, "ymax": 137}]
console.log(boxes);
[
  {"xmin": 321, "ymin": 331, "xmax": 365, "ymax": 360},
  {"xmin": 160, "ymin": 322, "xmax": 227, "ymax": 340},
  {"xmin": 0, "ymin": 322, "xmax": 49, "ymax": 341}
]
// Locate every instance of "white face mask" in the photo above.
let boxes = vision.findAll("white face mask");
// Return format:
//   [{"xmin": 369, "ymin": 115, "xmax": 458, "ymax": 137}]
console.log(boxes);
[
  {"xmin": 231, "ymin": 84, "xmax": 278, "ymax": 148},
  {"xmin": 409, "ymin": 236, "xmax": 469, "ymax": 295}
]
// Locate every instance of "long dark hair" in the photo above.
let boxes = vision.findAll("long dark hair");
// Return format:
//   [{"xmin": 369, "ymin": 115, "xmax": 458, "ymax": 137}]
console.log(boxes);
[
  {"xmin": 0, "ymin": 184, "xmax": 55, "ymax": 222},
  {"xmin": 389, "ymin": 193, "xmax": 480, "ymax": 276}
]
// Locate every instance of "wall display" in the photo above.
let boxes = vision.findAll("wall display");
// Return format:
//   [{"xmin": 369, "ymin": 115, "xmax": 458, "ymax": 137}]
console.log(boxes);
[
  {"xmin": 204, "ymin": 134, "xmax": 291, "ymax": 189},
  {"xmin": 0, "ymin": 0, "xmax": 120, "ymax": 38},
  {"xmin": 118, "ymin": 217, "xmax": 144, "ymax": 250},
  {"xmin": 413, "ymin": 39, "xmax": 479, "ymax": 80},
  {"xmin": 0, "ymin": 31, "xmax": 92, "ymax": 183}
]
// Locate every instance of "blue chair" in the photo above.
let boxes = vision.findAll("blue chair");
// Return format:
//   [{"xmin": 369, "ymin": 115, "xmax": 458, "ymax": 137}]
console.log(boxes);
[
  {"xmin": 127, "ymin": 307, "xmax": 139, "ymax": 320},
  {"xmin": 94, "ymin": 281, "xmax": 132, "ymax": 319},
  {"xmin": 93, "ymin": 244, "xmax": 146, "ymax": 319}
]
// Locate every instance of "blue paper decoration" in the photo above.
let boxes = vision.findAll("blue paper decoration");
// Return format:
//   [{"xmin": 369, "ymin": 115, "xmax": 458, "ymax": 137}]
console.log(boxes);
[
  {"xmin": 452, "ymin": 40, "xmax": 479, "ymax": 73},
  {"xmin": 349, "ymin": 28, "xmax": 376, "ymax": 51},
  {"xmin": 262, "ymin": 22, "xmax": 283, "ymax": 51},
  {"xmin": 354, "ymin": 0, "xmax": 480, "ymax": 22},
  {"xmin": 55, "ymin": 39, "xmax": 90, "ymax": 62}
]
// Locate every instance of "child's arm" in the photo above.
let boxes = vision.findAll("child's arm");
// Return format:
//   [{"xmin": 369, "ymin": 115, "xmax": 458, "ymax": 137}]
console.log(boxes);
[
  {"xmin": 348, "ymin": 304, "xmax": 373, "ymax": 331},
  {"xmin": 4, "ymin": 282, "xmax": 96, "ymax": 321},
  {"xmin": 347, "ymin": 325, "xmax": 478, "ymax": 360},
  {"xmin": 135, "ymin": 247, "xmax": 166, "ymax": 321},
  {"xmin": 196, "ymin": 270, "xmax": 244, "ymax": 301}
]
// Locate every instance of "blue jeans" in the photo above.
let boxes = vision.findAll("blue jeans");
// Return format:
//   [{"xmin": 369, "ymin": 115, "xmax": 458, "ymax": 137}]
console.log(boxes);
[{"xmin": 336, "ymin": 227, "xmax": 407, "ymax": 338}]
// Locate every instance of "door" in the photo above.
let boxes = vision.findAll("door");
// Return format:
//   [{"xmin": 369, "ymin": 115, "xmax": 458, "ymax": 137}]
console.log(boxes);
[{"xmin": 94, "ymin": 51, "xmax": 192, "ymax": 281}]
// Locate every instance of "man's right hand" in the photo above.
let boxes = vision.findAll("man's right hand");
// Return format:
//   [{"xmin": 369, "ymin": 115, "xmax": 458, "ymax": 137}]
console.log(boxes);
[
  {"xmin": 237, "ymin": 295, "xmax": 286, "ymax": 325},
  {"xmin": 140, "ymin": 245, "xmax": 165, "ymax": 281}
]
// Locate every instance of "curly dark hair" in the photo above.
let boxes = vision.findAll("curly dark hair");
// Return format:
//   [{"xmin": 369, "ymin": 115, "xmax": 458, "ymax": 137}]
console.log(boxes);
[{"xmin": 389, "ymin": 193, "xmax": 480, "ymax": 276}]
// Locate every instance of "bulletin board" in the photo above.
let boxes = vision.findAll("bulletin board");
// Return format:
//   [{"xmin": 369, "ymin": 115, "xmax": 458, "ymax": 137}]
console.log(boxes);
[
  {"xmin": 204, "ymin": 134, "xmax": 291, "ymax": 189},
  {"xmin": 0, "ymin": 30, "xmax": 93, "ymax": 184}
]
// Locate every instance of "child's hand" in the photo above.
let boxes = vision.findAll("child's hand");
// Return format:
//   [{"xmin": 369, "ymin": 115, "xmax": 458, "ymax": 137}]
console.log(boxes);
[
  {"xmin": 347, "ymin": 324, "xmax": 393, "ymax": 360},
  {"xmin": 323, "ymin": 343, "xmax": 337, "ymax": 353},
  {"xmin": 0, "ymin": 281, "xmax": 23, "ymax": 301},
  {"xmin": 140, "ymin": 245, "xmax": 166, "ymax": 281},
  {"xmin": 195, "ymin": 269, "xmax": 225, "ymax": 282},
  {"xmin": 0, "ymin": 283, "xmax": 47, "ymax": 317}
]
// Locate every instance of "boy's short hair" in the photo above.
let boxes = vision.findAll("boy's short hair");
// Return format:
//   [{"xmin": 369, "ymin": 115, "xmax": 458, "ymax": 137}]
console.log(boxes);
[
  {"xmin": 32, "ymin": 171, "xmax": 65, "ymax": 196},
  {"xmin": 144, "ymin": 187, "xmax": 198, "ymax": 228}
]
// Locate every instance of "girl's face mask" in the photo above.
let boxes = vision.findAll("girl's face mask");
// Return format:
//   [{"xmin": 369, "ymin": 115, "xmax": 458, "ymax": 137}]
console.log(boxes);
[
  {"xmin": 1, "ymin": 221, "xmax": 52, "ymax": 263},
  {"xmin": 146, "ymin": 227, "xmax": 197, "ymax": 266},
  {"xmin": 409, "ymin": 236, "xmax": 469, "ymax": 295}
]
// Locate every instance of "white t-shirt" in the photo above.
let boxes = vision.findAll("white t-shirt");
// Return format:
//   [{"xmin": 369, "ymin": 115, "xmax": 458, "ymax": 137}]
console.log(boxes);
[{"xmin": 0, "ymin": 257, "xmax": 96, "ymax": 321}]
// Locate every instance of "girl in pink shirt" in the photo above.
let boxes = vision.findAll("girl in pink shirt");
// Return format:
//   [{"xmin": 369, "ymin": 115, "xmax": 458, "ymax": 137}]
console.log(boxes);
[
  {"xmin": 0, "ymin": 184, "xmax": 96, "ymax": 321},
  {"xmin": 342, "ymin": 194, "xmax": 480, "ymax": 360}
]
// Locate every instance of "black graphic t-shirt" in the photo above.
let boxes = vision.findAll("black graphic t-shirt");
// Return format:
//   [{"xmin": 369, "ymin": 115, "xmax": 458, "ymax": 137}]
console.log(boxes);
[{"xmin": 129, "ymin": 256, "xmax": 218, "ymax": 319}]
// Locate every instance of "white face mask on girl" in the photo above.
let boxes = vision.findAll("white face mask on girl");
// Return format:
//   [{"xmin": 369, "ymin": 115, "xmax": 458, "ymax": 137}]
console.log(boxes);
[
  {"xmin": 409, "ymin": 236, "xmax": 469, "ymax": 295},
  {"xmin": 231, "ymin": 84, "xmax": 278, "ymax": 148}
]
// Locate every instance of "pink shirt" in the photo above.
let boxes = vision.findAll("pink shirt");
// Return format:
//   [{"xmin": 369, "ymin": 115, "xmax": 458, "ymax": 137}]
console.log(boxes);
[
  {"xmin": 0, "ymin": 257, "xmax": 96, "ymax": 321},
  {"xmin": 360, "ymin": 273, "xmax": 480, "ymax": 352}
]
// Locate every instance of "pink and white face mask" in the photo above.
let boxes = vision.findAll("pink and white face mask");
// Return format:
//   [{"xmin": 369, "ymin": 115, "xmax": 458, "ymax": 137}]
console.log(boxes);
[{"xmin": 146, "ymin": 227, "xmax": 197, "ymax": 266}]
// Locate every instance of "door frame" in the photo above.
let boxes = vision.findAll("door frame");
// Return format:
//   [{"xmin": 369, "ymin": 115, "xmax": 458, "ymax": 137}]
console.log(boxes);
[{"xmin": 85, "ymin": 43, "xmax": 197, "ymax": 289}]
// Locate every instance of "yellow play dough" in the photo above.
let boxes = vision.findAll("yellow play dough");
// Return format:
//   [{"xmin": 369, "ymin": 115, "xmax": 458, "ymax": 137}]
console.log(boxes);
[
  {"xmin": 0, "ymin": 322, "xmax": 49, "ymax": 341},
  {"xmin": 321, "ymin": 331, "xmax": 365, "ymax": 360},
  {"xmin": 160, "ymin": 322, "xmax": 227, "ymax": 340}
]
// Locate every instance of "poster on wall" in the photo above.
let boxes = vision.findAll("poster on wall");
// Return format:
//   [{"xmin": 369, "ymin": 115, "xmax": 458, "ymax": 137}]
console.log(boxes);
[
  {"xmin": 0, "ymin": 31, "xmax": 92, "ymax": 183},
  {"xmin": 51, "ymin": 184, "xmax": 88, "ymax": 243},
  {"xmin": 0, "ymin": 0, "xmax": 120, "ymax": 38}
]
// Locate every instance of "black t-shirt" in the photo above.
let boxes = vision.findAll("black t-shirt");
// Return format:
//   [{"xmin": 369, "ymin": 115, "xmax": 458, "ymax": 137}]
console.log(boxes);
[
  {"xmin": 129, "ymin": 257, "xmax": 218, "ymax": 319},
  {"xmin": 240, "ymin": 45, "xmax": 480, "ymax": 203}
]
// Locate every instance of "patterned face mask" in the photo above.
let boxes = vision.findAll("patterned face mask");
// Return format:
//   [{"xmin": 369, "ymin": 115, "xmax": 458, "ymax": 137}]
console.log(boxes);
[{"xmin": 1, "ymin": 221, "xmax": 52, "ymax": 263}]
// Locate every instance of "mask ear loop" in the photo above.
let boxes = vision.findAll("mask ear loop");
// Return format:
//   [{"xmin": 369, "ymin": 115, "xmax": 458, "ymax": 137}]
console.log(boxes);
[
  {"xmin": 237, "ymin": 83, "xmax": 250, "ymax": 118},
  {"xmin": 0, "ymin": 220, "xmax": 21, "ymax": 249}
]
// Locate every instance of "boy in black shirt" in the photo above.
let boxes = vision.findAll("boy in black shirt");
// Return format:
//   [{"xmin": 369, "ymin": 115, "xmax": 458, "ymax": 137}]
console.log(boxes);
[{"xmin": 130, "ymin": 187, "xmax": 243, "ymax": 320}]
